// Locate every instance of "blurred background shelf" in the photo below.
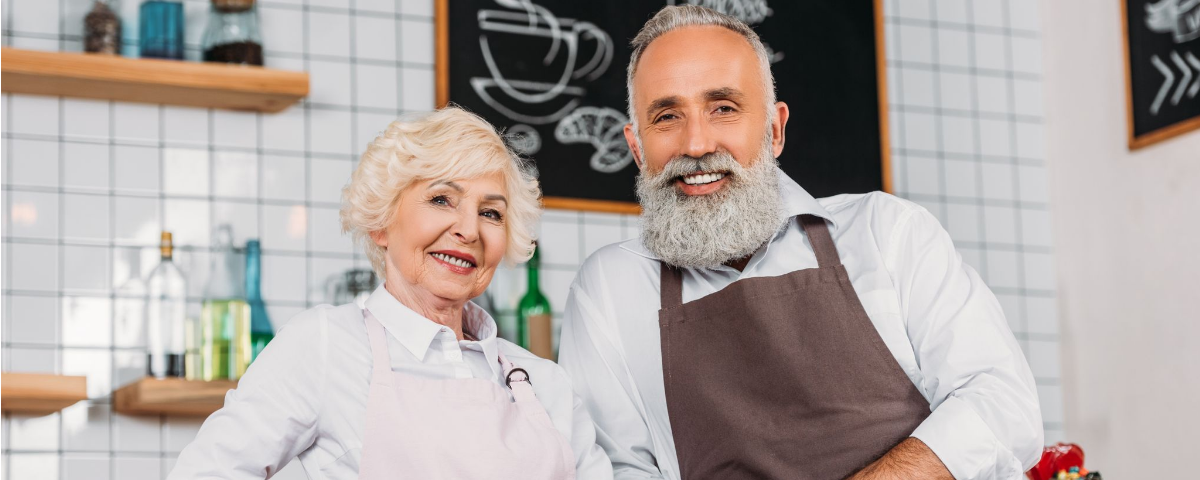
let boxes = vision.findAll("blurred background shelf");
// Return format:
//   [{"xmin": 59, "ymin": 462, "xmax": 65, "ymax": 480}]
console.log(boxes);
[
  {"xmin": 1, "ymin": 372, "xmax": 89, "ymax": 414},
  {"xmin": 114, "ymin": 377, "xmax": 238, "ymax": 417},
  {"xmin": 0, "ymin": 47, "xmax": 309, "ymax": 112}
]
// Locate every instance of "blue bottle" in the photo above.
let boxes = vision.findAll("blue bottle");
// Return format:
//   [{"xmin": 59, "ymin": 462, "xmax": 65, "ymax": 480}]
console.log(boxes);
[
  {"xmin": 245, "ymin": 240, "xmax": 274, "ymax": 362},
  {"xmin": 139, "ymin": 1, "xmax": 185, "ymax": 60}
]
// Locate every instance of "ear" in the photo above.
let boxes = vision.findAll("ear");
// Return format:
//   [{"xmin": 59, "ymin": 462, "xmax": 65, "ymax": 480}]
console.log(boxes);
[
  {"xmin": 624, "ymin": 123, "xmax": 645, "ymax": 171},
  {"xmin": 771, "ymin": 101, "xmax": 790, "ymax": 158},
  {"xmin": 370, "ymin": 229, "xmax": 388, "ymax": 249}
]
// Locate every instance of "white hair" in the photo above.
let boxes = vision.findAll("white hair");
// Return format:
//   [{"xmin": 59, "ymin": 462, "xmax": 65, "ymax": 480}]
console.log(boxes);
[
  {"xmin": 626, "ymin": 5, "xmax": 777, "ymax": 131},
  {"xmin": 340, "ymin": 106, "xmax": 542, "ymax": 279}
]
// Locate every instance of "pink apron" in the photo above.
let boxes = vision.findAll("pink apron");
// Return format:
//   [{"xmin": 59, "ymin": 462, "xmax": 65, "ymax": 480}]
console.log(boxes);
[{"xmin": 356, "ymin": 309, "xmax": 576, "ymax": 479}]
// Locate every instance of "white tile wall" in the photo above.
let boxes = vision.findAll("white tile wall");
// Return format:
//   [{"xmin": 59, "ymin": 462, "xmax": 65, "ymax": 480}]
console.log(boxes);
[{"xmin": 1, "ymin": 0, "xmax": 1062, "ymax": 477}]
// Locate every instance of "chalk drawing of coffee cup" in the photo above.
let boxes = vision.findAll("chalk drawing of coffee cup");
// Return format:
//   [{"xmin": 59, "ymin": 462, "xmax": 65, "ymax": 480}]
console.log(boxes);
[{"xmin": 473, "ymin": 0, "xmax": 614, "ymax": 125}]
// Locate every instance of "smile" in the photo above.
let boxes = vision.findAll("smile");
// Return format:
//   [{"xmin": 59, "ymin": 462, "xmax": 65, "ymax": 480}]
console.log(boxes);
[
  {"xmin": 679, "ymin": 171, "xmax": 727, "ymax": 185},
  {"xmin": 430, "ymin": 252, "xmax": 476, "ymax": 269}
]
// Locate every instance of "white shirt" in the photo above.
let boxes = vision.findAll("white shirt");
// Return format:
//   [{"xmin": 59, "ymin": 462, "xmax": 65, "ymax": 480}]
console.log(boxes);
[
  {"xmin": 558, "ymin": 169, "xmax": 1044, "ymax": 480},
  {"xmin": 170, "ymin": 285, "xmax": 613, "ymax": 480}
]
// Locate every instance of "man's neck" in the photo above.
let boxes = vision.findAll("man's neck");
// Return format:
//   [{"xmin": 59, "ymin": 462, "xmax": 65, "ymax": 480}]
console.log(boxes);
[{"xmin": 724, "ymin": 254, "xmax": 753, "ymax": 272}]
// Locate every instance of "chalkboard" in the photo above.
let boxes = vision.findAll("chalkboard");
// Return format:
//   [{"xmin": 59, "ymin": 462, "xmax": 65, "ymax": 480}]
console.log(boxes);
[
  {"xmin": 435, "ymin": 0, "xmax": 888, "ymax": 212},
  {"xmin": 1123, "ymin": 0, "xmax": 1200, "ymax": 149}
]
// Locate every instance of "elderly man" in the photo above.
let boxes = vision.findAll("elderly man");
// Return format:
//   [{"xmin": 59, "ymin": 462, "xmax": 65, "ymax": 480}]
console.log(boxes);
[{"xmin": 558, "ymin": 5, "xmax": 1043, "ymax": 480}]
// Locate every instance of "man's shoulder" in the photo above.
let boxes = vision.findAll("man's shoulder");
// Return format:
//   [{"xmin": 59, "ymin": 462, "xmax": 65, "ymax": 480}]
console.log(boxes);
[
  {"xmin": 817, "ymin": 190, "xmax": 924, "ymax": 220},
  {"xmin": 574, "ymin": 239, "xmax": 660, "ymax": 292}
]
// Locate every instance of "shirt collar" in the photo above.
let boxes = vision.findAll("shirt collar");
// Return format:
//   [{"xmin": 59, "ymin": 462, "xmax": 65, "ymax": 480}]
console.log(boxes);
[
  {"xmin": 619, "ymin": 166, "xmax": 836, "ymax": 261},
  {"xmin": 363, "ymin": 284, "xmax": 500, "ymax": 368}
]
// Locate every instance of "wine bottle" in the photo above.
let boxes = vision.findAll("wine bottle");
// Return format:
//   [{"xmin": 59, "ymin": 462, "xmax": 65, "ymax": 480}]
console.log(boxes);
[
  {"xmin": 146, "ymin": 232, "xmax": 187, "ymax": 378},
  {"xmin": 517, "ymin": 244, "xmax": 553, "ymax": 359},
  {"xmin": 245, "ymin": 240, "xmax": 273, "ymax": 362}
]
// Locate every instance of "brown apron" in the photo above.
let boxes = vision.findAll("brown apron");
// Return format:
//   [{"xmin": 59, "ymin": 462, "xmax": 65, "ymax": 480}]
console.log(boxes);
[{"xmin": 659, "ymin": 215, "xmax": 931, "ymax": 480}]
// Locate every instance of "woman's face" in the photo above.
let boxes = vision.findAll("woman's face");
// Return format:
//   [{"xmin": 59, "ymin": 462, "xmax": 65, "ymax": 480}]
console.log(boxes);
[{"xmin": 372, "ymin": 174, "xmax": 509, "ymax": 306}]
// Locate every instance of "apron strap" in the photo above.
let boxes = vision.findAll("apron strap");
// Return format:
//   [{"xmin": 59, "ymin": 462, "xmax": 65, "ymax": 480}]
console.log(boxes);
[
  {"xmin": 659, "ymin": 262, "xmax": 684, "ymax": 309},
  {"xmin": 496, "ymin": 350, "xmax": 538, "ymax": 403},
  {"xmin": 799, "ymin": 214, "xmax": 841, "ymax": 268},
  {"xmin": 362, "ymin": 309, "xmax": 395, "ymax": 385}
]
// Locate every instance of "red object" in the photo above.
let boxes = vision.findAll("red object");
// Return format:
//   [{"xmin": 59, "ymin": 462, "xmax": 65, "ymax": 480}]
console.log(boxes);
[{"xmin": 1026, "ymin": 443, "xmax": 1086, "ymax": 480}]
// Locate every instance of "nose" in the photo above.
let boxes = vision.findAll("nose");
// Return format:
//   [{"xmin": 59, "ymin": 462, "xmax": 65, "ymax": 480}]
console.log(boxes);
[
  {"xmin": 680, "ymin": 116, "xmax": 718, "ymax": 160},
  {"xmin": 451, "ymin": 210, "xmax": 480, "ymax": 245}
]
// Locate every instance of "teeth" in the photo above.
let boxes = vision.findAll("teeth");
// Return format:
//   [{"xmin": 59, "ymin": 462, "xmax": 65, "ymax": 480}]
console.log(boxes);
[
  {"xmin": 682, "ymin": 172, "xmax": 726, "ymax": 185},
  {"xmin": 432, "ymin": 253, "xmax": 473, "ymax": 268}
]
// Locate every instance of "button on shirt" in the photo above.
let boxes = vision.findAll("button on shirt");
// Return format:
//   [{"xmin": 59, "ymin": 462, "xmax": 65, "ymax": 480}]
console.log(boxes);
[
  {"xmin": 170, "ymin": 285, "xmax": 612, "ymax": 480},
  {"xmin": 558, "ymin": 169, "xmax": 1044, "ymax": 480}
]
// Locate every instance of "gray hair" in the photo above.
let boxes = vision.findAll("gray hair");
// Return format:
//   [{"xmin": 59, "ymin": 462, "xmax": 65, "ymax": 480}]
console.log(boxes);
[{"xmin": 626, "ymin": 5, "xmax": 777, "ymax": 131}]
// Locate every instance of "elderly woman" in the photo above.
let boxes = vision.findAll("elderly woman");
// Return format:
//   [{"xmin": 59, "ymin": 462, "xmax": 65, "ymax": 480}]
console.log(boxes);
[{"xmin": 170, "ymin": 107, "xmax": 612, "ymax": 479}]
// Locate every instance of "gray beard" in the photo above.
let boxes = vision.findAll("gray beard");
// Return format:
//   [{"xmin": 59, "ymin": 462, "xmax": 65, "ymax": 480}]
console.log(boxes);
[{"xmin": 635, "ymin": 143, "xmax": 784, "ymax": 269}]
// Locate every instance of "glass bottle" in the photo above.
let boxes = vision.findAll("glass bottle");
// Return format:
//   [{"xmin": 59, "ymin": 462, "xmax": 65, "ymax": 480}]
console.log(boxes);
[
  {"xmin": 84, "ymin": 0, "xmax": 122, "ymax": 55},
  {"xmin": 199, "ymin": 225, "xmax": 251, "ymax": 380},
  {"xmin": 146, "ymin": 232, "xmax": 187, "ymax": 378},
  {"xmin": 517, "ymin": 244, "xmax": 553, "ymax": 359},
  {"xmin": 139, "ymin": 1, "xmax": 185, "ymax": 60},
  {"xmin": 245, "ymin": 240, "xmax": 273, "ymax": 362},
  {"xmin": 201, "ymin": 0, "xmax": 263, "ymax": 65}
]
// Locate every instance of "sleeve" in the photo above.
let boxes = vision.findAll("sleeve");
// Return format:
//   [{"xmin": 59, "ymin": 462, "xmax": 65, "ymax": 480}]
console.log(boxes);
[
  {"xmin": 167, "ymin": 307, "xmax": 330, "ymax": 479},
  {"xmin": 564, "ymin": 374, "xmax": 615, "ymax": 479},
  {"xmin": 883, "ymin": 205, "xmax": 1045, "ymax": 480},
  {"xmin": 559, "ymin": 281, "xmax": 666, "ymax": 480}
]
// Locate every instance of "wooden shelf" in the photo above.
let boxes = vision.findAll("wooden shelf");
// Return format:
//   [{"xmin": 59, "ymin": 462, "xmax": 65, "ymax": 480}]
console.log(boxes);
[
  {"xmin": 114, "ymin": 377, "xmax": 237, "ymax": 416},
  {"xmin": 1, "ymin": 372, "xmax": 89, "ymax": 414},
  {"xmin": 0, "ymin": 47, "xmax": 309, "ymax": 112}
]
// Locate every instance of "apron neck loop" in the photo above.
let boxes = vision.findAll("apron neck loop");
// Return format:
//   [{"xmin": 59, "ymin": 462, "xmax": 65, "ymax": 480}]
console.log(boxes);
[
  {"xmin": 799, "ymin": 215, "xmax": 841, "ymax": 268},
  {"xmin": 659, "ymin": 262, "xmax": 684, "ymax": 309},
  {"xmin": 362, "ymin": 309, "xmax": 395, "ymax": 384}
]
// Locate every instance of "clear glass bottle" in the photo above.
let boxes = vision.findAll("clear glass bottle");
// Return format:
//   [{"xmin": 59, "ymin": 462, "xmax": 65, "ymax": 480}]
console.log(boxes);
[
  {"xmin": 199, "ymin": 225, "xmax": 251, "ymax": 380},
  {"xmin": 517, "ymin": 244, "xmax": 553, "ymax": 359},
  {"xmin": 139, "ymin": 1, "xmax": 185, "ymax": 60},
  {"xmin": 201, "ymin": 0, "xmax": 263, "ymax": 65},
  {"xmin": 245, "ymin": 240, "xmax": 273, "ymax": 362},
  {"xmin": 84, "ymin": 0, "xmax": 122, "ymax": 55},
  {"xmin": 146, "ymin": 232, "xmax": 188, "ymax": 378}
]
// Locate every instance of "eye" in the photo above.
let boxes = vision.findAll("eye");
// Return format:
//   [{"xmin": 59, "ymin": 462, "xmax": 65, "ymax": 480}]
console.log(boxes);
[
  {"xmin": 715, "ymin": 105, "xmax": 736, "ymax": 114},
  {"xmin": 654, "ymin": 113, "xmax": 678, "ymax": 123},
  {"xmin": 481, "ymin": 209, "xmax": 504, "ymax": 221},
  {"xmin": 430, "ymin": 195, "xmax": 451, "ymax": 207}
]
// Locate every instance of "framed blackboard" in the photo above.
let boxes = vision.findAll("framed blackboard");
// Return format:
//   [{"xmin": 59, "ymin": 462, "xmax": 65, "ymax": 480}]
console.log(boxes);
[
  {"xmin": 436, "ymin": 0, "xmax": 889, "ymax": 212},
  {"xmin": 1122, "ymin": 0, "xmax": 1200, "ymax": 149}
]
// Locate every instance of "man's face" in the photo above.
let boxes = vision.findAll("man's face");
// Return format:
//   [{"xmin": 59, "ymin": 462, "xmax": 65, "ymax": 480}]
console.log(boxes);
[
  {"xmin": 625, "ymin": 26, "xmax": 792, "ymax": 269},
  {"xmin": 624, "ymin": 25, "xmax": 789, "ymax": 190}
]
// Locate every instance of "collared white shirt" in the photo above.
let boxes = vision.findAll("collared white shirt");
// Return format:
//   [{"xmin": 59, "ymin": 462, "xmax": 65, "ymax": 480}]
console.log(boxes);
[
  {"xmin": 558, "ymin": 168, "xmax": 1044, "ymax": 480},
  {"xmin": 170, "ymin": 285, "xmax": 612, "ymax": 480}
]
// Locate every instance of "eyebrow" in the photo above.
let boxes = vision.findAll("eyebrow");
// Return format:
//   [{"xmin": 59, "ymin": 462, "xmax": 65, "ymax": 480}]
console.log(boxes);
[
  {"xmin": 704, "ymin": 87, "xmax": 745, "ymax": 103},
  {"xmin": 645, "ymin": 95, "xmax": 681, "ymax": 121},
  {"xmin": 430, "ymin": 180, "xmax": 464, "ymax": 192},
  {"xmin": 432, "ymin": 180, "xmax": 508, "ymax": 205}
]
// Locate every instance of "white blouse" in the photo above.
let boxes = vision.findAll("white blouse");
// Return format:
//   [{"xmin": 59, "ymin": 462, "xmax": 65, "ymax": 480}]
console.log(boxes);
[{"xmin": 169, "ymin": 285, "xmax": 613, "ymax": 479}]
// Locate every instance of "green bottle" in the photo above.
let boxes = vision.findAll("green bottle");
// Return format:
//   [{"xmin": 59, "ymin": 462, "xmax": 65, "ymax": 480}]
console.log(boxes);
[
  {"xmin": 245, "ymin": 240, "xmax": 273, "ymax": 362},
  {"xmin": 517, "ymin": 244, "xmax": 553, "ymax": 359},
  {"xmin": 199, "ymin": 225, "xmax": 251, "ymax": 380}
]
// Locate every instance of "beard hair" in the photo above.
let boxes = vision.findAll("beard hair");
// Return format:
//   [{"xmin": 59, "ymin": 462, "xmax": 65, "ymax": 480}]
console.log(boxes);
[{"xmin": 635, "ymin": 135, "xmax": 784, "ymax": 269}]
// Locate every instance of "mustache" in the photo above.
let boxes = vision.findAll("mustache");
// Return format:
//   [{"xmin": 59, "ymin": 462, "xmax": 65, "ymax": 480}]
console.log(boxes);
[{"xmin": 647, "ymin": 151, "xmax": 741, "ymax": 189}]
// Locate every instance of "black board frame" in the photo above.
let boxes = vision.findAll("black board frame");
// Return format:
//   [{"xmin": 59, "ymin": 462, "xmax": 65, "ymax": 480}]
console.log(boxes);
[
  {"xmin": 435, "ymin": 0, "xmax": 892, "ymax": 213},
  {"xmin": 1121, "ymin": 0, "xmax": 1200, "ymax": 150}
]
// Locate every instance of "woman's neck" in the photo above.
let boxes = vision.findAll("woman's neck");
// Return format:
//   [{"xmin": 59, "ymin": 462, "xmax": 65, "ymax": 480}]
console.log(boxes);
[{"xmin": 384, "ymin": 281, "xmax": 466, "ymax": 341}]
